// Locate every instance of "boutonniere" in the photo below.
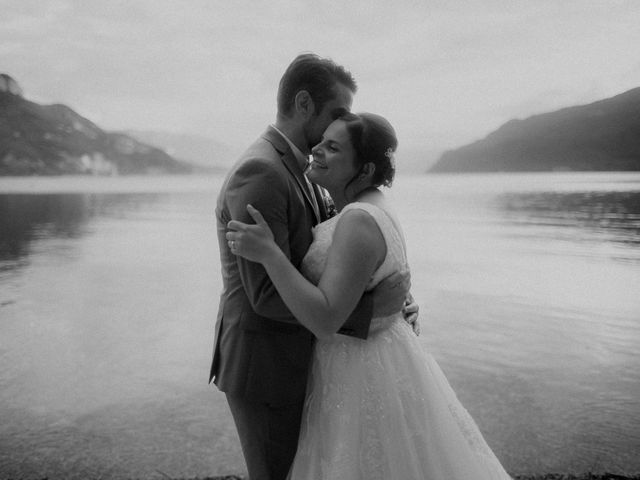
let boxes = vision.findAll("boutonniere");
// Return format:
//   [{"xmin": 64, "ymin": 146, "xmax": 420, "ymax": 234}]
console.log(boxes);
[{"xmin": 321, "ymin": 189, "xmax": 337, "ymax": 218}]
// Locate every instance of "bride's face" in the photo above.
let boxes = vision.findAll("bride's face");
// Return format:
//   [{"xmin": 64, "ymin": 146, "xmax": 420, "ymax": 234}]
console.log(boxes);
[{"xmin": 307, "ymin": 120, "xmax": 358, "ymax": 193}]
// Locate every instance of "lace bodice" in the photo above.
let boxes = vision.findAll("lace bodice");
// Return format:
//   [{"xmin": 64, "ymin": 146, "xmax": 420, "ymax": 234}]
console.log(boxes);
[{"xmin": 301, "ymin": 201, "xmax": 408, "ymax": 295}]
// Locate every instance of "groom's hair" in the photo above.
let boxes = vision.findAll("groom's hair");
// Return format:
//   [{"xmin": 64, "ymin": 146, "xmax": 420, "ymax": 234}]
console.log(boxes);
[{"xmin": 277, "ymin": 53, "xmax": 357, "ymax": 118}]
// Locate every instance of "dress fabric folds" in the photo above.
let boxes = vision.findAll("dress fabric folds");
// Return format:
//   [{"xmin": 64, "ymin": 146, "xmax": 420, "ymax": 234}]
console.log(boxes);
[{"xmin": 288, "ymin": 202, "xmax": 512, "ymax": 480}]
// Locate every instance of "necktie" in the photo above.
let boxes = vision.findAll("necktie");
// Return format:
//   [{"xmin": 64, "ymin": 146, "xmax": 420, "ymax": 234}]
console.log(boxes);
[{"xmin": 304, "ymin": 174, "xmax": 321, "ymax": 222}]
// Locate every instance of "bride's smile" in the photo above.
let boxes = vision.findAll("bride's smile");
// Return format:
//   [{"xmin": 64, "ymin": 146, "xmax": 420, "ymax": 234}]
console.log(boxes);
[
  {"xmin": 308, "ymin": 158, "xmax": 327, "ymax": 169},
  {"xmin": 307, "ymin": 119, "xmax": 359, "ymax": 196}
]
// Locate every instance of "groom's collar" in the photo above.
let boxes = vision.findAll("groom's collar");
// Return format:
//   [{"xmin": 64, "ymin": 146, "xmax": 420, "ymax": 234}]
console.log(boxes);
[{"xmin": 269, "ymin": 125, "xmax": 309, "ymax": 172}]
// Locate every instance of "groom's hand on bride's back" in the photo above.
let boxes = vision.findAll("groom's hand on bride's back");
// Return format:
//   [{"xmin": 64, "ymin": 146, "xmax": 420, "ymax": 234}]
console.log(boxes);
[
  {"xmin": 403, "ymin": 292, "xmax": 420, "ymax": 336},
  {"xmin": 371, "ymin": 269, "xmax": 409, "ymax": 314},
  {"xmin": 371, "ymin": 270, "xmax": 420, "ymax": 335}
]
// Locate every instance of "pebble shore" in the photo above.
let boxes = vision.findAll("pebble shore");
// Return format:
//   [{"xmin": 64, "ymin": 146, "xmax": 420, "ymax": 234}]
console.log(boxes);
[{"xmin": 172, "ymin": 475, "xmax": 640, "ymax": 480}]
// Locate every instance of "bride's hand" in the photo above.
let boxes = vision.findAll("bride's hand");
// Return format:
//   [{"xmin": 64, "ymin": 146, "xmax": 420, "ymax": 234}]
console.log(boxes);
[{"xmin": 226, "ymin": 204, "xmax": 277, "ymax": 263}]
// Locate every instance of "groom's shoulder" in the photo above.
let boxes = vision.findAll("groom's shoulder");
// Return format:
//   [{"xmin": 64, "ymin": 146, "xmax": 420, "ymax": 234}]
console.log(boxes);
[
  {"xmin": 234, "ymin": 128, "xmax": 282, "ymax": 164},
  {"xmin": 229, "ymin": 128, "xmax": 285, "ymax": 171},
  {"xmin": 235, "ymin": 141, "xmax": 282, "ymax": 173},
  {"xmin": 224, "ymin": 140, "xmax": 285, "ymax": 189}
]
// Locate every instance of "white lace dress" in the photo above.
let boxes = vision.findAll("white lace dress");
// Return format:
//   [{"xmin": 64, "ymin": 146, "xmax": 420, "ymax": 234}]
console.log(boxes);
[{"xmin": 287, "ymin": 202, "xmax": 513, "ymax": 480}]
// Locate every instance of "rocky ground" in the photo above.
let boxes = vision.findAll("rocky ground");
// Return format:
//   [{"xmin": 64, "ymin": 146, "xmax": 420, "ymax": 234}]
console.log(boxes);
[
  {"xmin": 163, "ymin": 475, "xmax": 640, "ymax": 480},
  {"xmin": 12, "ymin": 471, "xmax": 637, "ymax": 479}
]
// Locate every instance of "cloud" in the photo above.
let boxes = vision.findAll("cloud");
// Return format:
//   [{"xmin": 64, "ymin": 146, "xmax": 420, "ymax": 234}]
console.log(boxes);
[{"xmin": 2, "ymin": 0, "xmax": 639, "ymax": 152}]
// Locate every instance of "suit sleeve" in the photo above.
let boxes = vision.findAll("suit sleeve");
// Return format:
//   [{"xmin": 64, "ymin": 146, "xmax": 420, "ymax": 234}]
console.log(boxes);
[
  {"xmin": 338, "ymin": 292, "xmax": 373, "ymax": 339},
  {"xmin": 226, "ymin": 158, "xmax": 299, "ymax": 322},
  {"xmin": 226, "ymin": 156, "xmax": 372, "ymax": 337}
]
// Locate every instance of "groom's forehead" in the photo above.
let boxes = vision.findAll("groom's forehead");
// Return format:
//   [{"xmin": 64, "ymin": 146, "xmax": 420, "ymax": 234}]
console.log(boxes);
[
  {"xmin": 330, "ymin": 107, "xmax": 349, "ymax": 120},
  {"xmin": 330, "ymin": 83, "xmax": 354, "ymax": 109}
]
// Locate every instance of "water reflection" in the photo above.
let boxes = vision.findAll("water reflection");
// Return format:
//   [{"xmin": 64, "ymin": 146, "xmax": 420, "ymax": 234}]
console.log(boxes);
[
  {"xmin": 497, "ymin": 190, "xmax": 640, "ymax": 247},
  {"xmin": 1, "ymin": 175, "xmax": 639, "ymax": 477},
  {"xmin": 0, "ymin": 193, "xmax": 165, "ymax": 264}
]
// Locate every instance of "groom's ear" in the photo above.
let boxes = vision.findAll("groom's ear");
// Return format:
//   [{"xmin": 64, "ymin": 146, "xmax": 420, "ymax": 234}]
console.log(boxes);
[{"xmin": 294, "ymin": 90, "xmax": 315, "ymax": 118}]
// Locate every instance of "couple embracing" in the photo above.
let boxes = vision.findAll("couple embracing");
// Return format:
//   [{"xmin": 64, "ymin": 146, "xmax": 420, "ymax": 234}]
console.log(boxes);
[{"xmin": 210, "ymin": 53, "xmax": 512, "ymax": 480}]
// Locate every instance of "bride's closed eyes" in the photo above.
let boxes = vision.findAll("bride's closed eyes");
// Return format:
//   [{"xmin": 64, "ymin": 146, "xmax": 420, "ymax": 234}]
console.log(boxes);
[
  {"xmin": 323, "ymin": 141, "xmax": 340, "ymax": 153},
  {"xmin": 314, "ymin": 136, "xmax": 342, "ymax": 154}
]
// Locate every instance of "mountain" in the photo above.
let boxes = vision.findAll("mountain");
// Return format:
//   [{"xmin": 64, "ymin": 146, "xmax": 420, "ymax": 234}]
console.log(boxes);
[
  {"xmin": 0, "ymin": 74, "xmax": 195, "ymax": 176},
  {"xmin": 395, "ymin": 146, "xmax": 441, "ymax": 174},
  {"xmin": 429, "ymin": 87, "xmax": 640, "ymax": 173},
  {"xmin": 124, "ymin": 129, "xmax": 238, "ymax": 173},
  {"xmin": 127, "ymin": 131, "xmax": 444, "ymax": 174}
]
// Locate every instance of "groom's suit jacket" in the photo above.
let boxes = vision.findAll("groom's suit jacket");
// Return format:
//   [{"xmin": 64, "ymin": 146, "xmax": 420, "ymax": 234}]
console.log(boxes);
[{"xmin": 210, "ymin": 126, "xmax": 371, "ymax": 406}]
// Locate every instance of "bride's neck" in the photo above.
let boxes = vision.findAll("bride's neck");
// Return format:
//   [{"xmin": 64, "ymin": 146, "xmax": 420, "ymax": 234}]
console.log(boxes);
[{"xmin": 331, "ymin": 186, "xmax": 380, "ymax": 212}]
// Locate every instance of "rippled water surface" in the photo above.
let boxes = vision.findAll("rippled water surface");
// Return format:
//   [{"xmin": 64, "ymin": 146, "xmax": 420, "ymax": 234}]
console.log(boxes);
[{"xmin": 1, "ymin": 173, "xmax": 639, "ymax": 478}]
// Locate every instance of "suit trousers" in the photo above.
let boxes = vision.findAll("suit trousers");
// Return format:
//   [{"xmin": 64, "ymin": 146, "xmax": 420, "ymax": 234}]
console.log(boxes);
[{"xmin": 226, "ymin": 393, "xmax": 304, "ymax": 480}]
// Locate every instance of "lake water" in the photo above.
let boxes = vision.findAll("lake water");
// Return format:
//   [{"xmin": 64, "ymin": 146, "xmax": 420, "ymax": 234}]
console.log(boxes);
[{"xmin": 0, "ymin": 172, "xmax": 639, "ymax": 479}]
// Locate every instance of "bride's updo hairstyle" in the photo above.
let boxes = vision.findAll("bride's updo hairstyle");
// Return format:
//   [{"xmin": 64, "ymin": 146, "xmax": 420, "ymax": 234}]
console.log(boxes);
[{"xmin": 340, "ymin": 112, "xmax": 397, "ymax": 189}]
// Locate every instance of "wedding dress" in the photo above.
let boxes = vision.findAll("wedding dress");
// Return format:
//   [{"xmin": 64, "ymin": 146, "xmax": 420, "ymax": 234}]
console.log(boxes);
[{"xmin": 287, "ymin": 202, "xmax": 513, "ymax": 480}]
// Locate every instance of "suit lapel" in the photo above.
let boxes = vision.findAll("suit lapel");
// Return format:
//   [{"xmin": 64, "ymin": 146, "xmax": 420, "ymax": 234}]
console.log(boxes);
[
  {"xmin": 282, "ymin": 153, "xmax": 322, "ymax": 225},
  {"xmin": 263, "ymin": 127, "xmax": 321, "ymax": 224}
]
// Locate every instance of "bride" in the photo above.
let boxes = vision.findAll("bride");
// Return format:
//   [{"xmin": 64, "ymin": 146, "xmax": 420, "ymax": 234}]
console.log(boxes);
[{"xmin": 226, "ymin": 112, "xmax": 513, "ymax": 479}]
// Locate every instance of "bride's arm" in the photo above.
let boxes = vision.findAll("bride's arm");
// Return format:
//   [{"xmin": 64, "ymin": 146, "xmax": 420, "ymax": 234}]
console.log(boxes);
[{"xmin": 227, "ymin": 205, "xmax": 385, "ymax": 339}]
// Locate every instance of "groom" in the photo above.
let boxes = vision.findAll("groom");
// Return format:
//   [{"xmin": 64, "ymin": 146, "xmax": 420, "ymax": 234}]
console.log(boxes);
[{"xmin": 210, "ymin": 53, "xmax": 413, "ymax": 480}]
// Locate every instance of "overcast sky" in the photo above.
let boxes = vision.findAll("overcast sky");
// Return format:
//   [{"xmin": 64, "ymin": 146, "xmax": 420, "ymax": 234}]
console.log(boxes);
[{"xmin": 2, "ymin": 0, "xmax": 640, "ymax": 156}]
